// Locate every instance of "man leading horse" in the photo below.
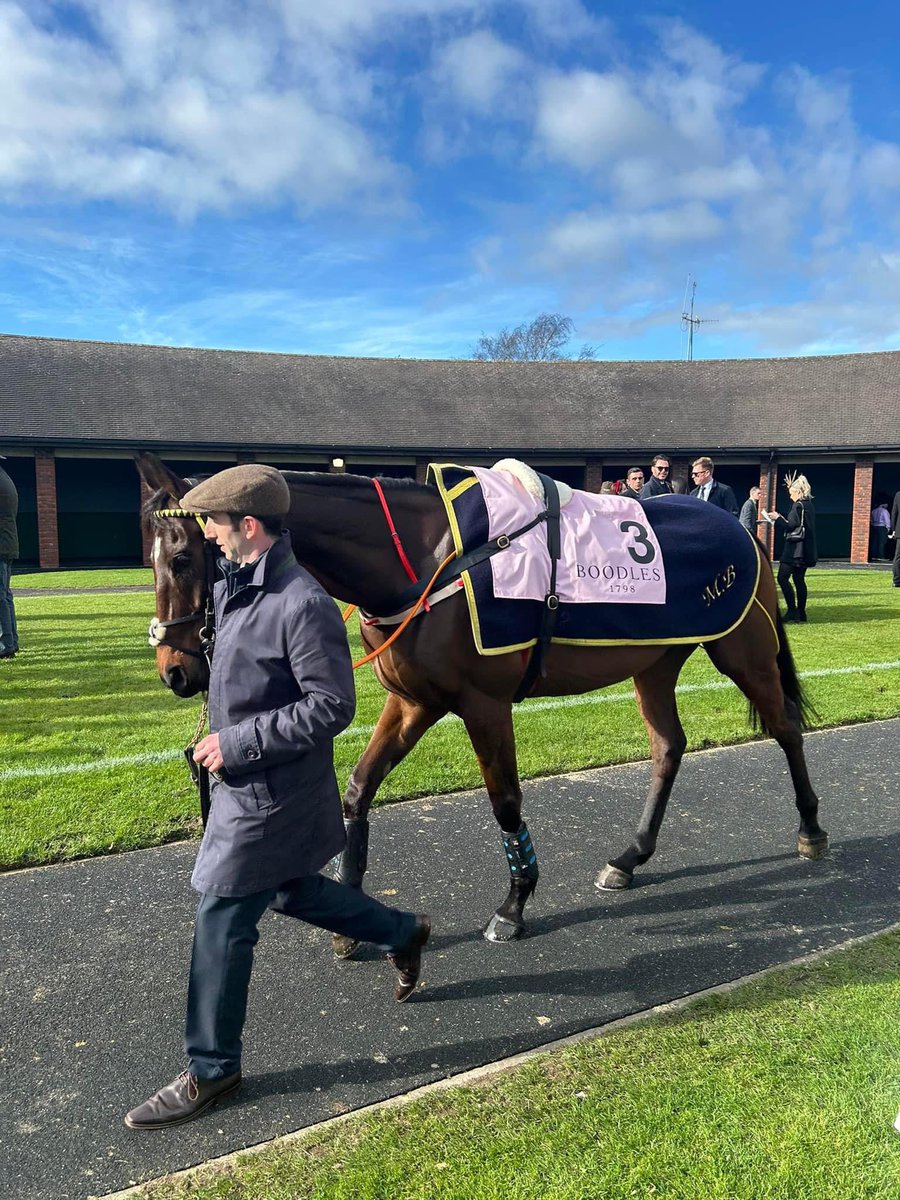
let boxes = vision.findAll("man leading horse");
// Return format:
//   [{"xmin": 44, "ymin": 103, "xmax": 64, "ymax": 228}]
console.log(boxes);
[{"xmin": 126, "ymin": 465, "xmax": 430, "ymax": 1130}]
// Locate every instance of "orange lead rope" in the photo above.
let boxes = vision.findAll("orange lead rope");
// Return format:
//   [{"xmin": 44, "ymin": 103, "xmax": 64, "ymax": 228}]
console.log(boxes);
[{"xmin": 347, "ymin": 551, "xmax": 457, "ymax": 670}]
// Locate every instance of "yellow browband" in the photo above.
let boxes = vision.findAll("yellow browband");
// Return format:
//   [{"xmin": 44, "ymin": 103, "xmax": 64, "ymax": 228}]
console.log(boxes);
[{"xmin": 153, "ymin": 508, "xmax": 208, "ymax": 532}]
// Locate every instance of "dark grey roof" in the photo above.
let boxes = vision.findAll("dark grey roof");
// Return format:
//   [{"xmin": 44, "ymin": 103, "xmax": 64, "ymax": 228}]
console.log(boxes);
[{"xmin": 0, "ymin": 333, "xmax": 896, "ymax": 455}]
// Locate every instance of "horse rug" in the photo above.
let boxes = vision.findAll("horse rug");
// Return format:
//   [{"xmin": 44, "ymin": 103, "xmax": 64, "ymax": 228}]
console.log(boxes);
[{"xmin": 427, "ymin": 463, "xmax": 762, "ymax": 656}]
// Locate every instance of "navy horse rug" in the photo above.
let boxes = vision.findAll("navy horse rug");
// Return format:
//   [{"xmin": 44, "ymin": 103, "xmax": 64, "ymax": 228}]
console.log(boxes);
[{"xmin": 425, "ymin": 463, "xmax": 762, "ymax": 655}]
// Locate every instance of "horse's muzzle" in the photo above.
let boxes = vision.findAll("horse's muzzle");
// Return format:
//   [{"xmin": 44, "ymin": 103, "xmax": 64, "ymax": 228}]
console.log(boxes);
[{"xmin": 162, "ymin": 664, "xmax": 202, "ymax": 698}]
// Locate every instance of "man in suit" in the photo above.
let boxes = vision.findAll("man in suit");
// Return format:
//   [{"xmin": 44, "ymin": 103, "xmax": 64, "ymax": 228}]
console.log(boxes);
[
  {"xmin": 890, "ymin": 489, "xmax": 900, "ymax": 587},
  {"xmin": 639, "ymin": 454, "xmax": 673, "ymax": 499},
  {"xmin": 125, "ymin": 465, "xmax": 430, "ymax": 1130},
  {"xmin": 690, "ymin": 457, "xmax": 738, "ymax": 515},
  {"xmin": 739, "ymin": 485, "xmax": 765, "ymax": 534},
  {"xmin": 620, "ymin": 467, "xmax": 645, "ymax": 500}
]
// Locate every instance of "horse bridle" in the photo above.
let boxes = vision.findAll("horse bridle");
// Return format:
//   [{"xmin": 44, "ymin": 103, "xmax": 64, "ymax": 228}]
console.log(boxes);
[{"xmin": 148, "ymin": 506, "xmax": 219, "ymax": 664}]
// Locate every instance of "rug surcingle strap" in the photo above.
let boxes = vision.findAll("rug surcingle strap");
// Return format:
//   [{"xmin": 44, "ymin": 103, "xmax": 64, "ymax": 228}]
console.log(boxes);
[{"xmin": 513, "ymin": 473, "xmax": 561, "ymax": 703}]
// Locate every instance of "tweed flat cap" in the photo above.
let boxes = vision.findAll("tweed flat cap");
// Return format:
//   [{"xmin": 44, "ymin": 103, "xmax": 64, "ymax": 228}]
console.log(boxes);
[{"xmin": 182, "ymin": 464, "xmax": 290, "ymax": 517}]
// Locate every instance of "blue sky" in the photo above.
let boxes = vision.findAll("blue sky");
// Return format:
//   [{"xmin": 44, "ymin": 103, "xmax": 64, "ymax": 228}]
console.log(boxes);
[{"xmin": 2, "ymin": 0, "xmax": 900, "ymax": 361}]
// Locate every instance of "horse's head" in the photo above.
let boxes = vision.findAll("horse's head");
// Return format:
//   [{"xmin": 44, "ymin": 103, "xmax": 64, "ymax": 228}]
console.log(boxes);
[{"xmin": 136, "ymin": 452, "xmax": 216, "ymax": 698}]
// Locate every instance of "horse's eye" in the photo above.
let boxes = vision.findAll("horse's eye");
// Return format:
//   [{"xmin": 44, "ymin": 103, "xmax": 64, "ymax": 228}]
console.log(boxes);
[{"xmin": 172, "ymin": 554, "xmax": 193, "ymax": 575}]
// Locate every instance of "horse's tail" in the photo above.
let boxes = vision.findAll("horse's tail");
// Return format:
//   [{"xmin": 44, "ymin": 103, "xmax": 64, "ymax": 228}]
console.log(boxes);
[
  {"xmin": 748, "ymin": 606, "xmax": 818, "ymax": 734},
  {"xmin": 747, "ymin": 538, "xmax": 818, "ymax": 734}
]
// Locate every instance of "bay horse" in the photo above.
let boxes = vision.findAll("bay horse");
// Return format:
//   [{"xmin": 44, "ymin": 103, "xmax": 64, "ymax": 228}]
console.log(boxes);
[{"xmin": 137, "ymin": 452, "xmax": 827, "ymax": 950}]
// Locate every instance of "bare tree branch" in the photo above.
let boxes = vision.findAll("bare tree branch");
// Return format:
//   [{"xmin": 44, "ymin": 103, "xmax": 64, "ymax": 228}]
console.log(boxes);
[{"xmin": 472, "ymin": 313, "xmax": 596, "ymax": 362}]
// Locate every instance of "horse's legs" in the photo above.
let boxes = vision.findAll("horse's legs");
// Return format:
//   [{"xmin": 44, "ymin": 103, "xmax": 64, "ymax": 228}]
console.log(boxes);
[
  {"xmin": 461, "ymin": 699, "xmax": 539, "ymax": 942},
  {"xmin": 597, "ymin": 646, "xmax": 694, "ymax": 891},
  {"xmin": 705, "ymin": 627, "xmax": 828, "ymax": 858},
  {"xmin": 331, "ymin": 692, "xmax": 445, "ymax": 957}
]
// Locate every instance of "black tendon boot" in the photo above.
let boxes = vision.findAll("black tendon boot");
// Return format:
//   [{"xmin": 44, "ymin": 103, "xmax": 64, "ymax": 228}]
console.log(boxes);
[{"xmin": 333, "ymin": 818, "xmax": 369, "ymax": 888}]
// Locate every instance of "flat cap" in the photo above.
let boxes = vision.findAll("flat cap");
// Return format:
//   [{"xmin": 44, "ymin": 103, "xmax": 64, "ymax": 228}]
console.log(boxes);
[{"xmin": 182, "ymin": 464, "xmax": 290, "ymax": 517}]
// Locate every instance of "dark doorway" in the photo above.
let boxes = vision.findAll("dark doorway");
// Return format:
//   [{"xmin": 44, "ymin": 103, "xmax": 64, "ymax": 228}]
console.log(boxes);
[{"xmin": 3, "ymin": 456, "xmax": 37, "ymax": 567}]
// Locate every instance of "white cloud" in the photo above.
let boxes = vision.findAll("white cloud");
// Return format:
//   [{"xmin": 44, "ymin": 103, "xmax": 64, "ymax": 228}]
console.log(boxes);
[
  {"xmin": 431, "ymin": 31, "xmax": 526, "ymax": 113},
  {"xmin": 542, "ymin": 202, "xmax": 725, "ymax": 268},
  {"xmin": 647, "ymin": 20, "xmax": 764, "ymax": 151},
  {"xmin": 518, "ymin": 0, "xmax": 612, "ymax": 46},
  {"xmin": 535, "ymin": 72, "xmax": 663, "ymax": 169},
  {"xmin": 0, "ymin": 0, "xmax": 413, "ymax": 217},
  {"xmin": 861, "ymin": 142, "xmax": 900, "ymax": 193}
]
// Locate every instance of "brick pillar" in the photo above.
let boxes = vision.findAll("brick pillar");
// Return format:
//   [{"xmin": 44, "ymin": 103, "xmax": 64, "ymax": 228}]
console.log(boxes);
[
  {"xmin": 140, "ymin": 480, "xmax": 154, "ymax": 567},
  {"xmin": 758, "ymin": 457, "xmax": 778, "ymax": 560},
  {"xmin": 35, "ymin": 450, "xmax": 59, "ymax": 569},
  {"xmin": 584, "ymin": 458, "xmax": 603, "ymax": 493},
  {"xmin": 850, "ymin": 458, "xmax": 873, "ymax": 564},
  {"xmin": 415, "ymin": 457, "xmax": 429, "ymax": 484}
]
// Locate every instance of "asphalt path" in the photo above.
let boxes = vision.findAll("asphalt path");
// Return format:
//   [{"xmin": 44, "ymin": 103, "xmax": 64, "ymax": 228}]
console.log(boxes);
[{"xmin": 2, "ymin": 720, "xmax": 899, "ymax": 1200}]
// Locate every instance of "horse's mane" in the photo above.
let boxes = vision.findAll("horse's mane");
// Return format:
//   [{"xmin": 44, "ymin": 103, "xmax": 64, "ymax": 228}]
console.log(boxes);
[
  {"xmin": 142, "ymin": 473, "xmax": 435, "ymax": 531},
  {"xmin": 283, "ymin": 471, "xmax": 435, "ymax": 497}
]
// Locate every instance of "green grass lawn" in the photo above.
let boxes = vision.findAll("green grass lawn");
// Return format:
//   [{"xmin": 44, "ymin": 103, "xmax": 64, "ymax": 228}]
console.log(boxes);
[
  {"xmin": 13, "ymin": 566, "xmax": 153, "ymax": 589},
  {"xmin": 1, "ymin": 569, "xmax": 898, "ymax": 871},
  {"xmin": 136, "ymin": 929, "xmax": 900, "ymax": 1200}
]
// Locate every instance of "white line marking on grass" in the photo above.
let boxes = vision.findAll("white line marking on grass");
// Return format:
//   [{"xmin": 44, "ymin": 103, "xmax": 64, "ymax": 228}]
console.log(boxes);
[{"xmin": 4, "ymin": 660, "xmax": 899, "ymax": 782}]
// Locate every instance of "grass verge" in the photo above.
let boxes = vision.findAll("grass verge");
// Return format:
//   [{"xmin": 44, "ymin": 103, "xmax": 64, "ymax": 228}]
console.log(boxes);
[
  {"xmin": 13, "ymin": 567, "xmax": 153, "ymax": 589},
  {"xmin": 134, "ymin": 929, "xmax": 900, "ymax": 1200},
  {"xmin": 1, "ymin": 569, "xmax": 898, "ymax": 871}
]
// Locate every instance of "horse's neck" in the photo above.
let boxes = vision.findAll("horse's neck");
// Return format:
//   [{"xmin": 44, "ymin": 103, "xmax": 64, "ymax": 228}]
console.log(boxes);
[{"xmin": 284, "ymin": 479, "xmax": 447, "ymax": 610}]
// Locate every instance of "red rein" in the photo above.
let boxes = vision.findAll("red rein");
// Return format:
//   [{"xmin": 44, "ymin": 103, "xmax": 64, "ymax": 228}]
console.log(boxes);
[{"xmin": 370, "ymin": 477, "xmax": 430, "ymax": 611}]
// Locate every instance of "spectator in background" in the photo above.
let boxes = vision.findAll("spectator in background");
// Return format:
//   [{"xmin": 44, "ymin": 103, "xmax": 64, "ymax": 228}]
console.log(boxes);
[
  {"xmin": 690, "ymin": 457, "xmax": 738, "ymax": 514},
  {"xmin": 890, "ymin": 489, "xmax": 900, "ymax": 588},
  {"xmin": 0, "ymin": 455, "xmax": 19, "ymax": 660},
  {"xmin": 771, "ymin": 473, "xmax": 817, "ymax": 622},
  {"xmin": 870, "ymin": 498, "xmax": 891, "ymax": 561},
  {"xmin": 599, "ymin": 481, "xmax": 617, "ymax": 495},
  {"xmin": 640, "ymin": 455, "xmax": 673, "ymax": 499},
  {"xmin": 739, "ymin": 485, "xmax": 764, "ymax": 535},
  {"xmin": 620, "ymin": 467, "xmax": 645, "ymax": 500}
]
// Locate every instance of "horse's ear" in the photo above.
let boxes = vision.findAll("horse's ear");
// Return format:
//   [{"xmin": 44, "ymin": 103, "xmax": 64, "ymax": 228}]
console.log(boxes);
[{"xmin": 134, "ymin": 452, "xmax": 190, "ymax": 499}]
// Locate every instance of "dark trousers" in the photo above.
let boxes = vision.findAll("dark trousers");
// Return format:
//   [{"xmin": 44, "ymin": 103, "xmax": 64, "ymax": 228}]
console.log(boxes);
[
  {"xmin": 185, "ymin": 875, "xmax": 416, "ymax": 1079},
  {"xmin": 893, "ymin": 537, "xmax": 900, "ymax": 586},
  {"xmin": 0, "ymin": 558, "xmax": 17, "ymax": 653},
  {"xmin": 777, "ymin": 561, "xmax": 808, "ymax": 614},
  {"xmin": 870, "ymin": 527, "xmax": 888, "ymax": 561}
]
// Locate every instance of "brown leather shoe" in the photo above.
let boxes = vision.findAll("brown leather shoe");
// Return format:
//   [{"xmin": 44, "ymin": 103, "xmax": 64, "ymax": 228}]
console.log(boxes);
[
  {"xmin": 387, "ymin": 914, "xmax": 431, "ymax": 1002},
  {"xmin": 124, "ymin": 1069, "xmax": 241, "ymax": 1129}
]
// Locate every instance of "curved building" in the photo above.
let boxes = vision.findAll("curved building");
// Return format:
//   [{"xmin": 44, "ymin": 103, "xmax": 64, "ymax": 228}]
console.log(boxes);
[{"xmin": 1, "ymin": 333, "xmax": 897, "ymax": 566}]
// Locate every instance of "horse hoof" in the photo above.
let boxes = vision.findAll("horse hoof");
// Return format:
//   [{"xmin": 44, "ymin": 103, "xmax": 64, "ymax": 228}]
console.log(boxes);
[
  {"xmin": 332, "ymin": 934, "xmax": 361, "ymax": 960},
  {"xmin": 798, "ymin": 833, "xmax": 829, "ymax": 860},
  {"xmin": 595, "ymin": 864, "xmax": 633, "ymax": 890},
  {"xmin": 483, "ymin": 913, "xmax": 524, "ymax": 942}
]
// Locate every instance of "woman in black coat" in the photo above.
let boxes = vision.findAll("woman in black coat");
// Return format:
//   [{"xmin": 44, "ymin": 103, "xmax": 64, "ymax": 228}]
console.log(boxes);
[{"xmin": 773, "ymin": 473, "xmax": 817, "ymax": 622}]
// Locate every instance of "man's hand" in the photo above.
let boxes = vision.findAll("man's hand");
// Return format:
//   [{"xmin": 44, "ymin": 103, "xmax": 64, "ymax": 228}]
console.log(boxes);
[{"xmin": 193, "ymin": 732, "xmax": 225, "ymax": 776}]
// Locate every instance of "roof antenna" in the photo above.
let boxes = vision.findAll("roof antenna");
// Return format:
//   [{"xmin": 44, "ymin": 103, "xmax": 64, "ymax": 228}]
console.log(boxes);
[{"xmin": 681, "ymin": 276, "xmax": 717, "ymax": 361}]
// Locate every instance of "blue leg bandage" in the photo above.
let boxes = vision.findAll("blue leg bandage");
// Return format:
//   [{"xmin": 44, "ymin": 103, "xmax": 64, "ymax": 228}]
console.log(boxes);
[{"xmin": 502, "ymin": 822, "xmax": 539, "ymax": 883}]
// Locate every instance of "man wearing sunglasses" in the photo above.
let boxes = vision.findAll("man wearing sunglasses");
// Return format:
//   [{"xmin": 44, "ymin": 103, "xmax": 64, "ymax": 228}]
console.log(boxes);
[
  {"xmin": 689, "ymin": 456, "xmax": 738, "ymax": 515},
  {"xmin": 639, "ymin": 454, "xmax": 674, "ymax": 499}
]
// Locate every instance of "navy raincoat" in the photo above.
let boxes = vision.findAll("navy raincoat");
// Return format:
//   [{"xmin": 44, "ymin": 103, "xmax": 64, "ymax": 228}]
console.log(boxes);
[{"xmin": 191, "ymin": 533, "xmax": 355, "ymax": 897}]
